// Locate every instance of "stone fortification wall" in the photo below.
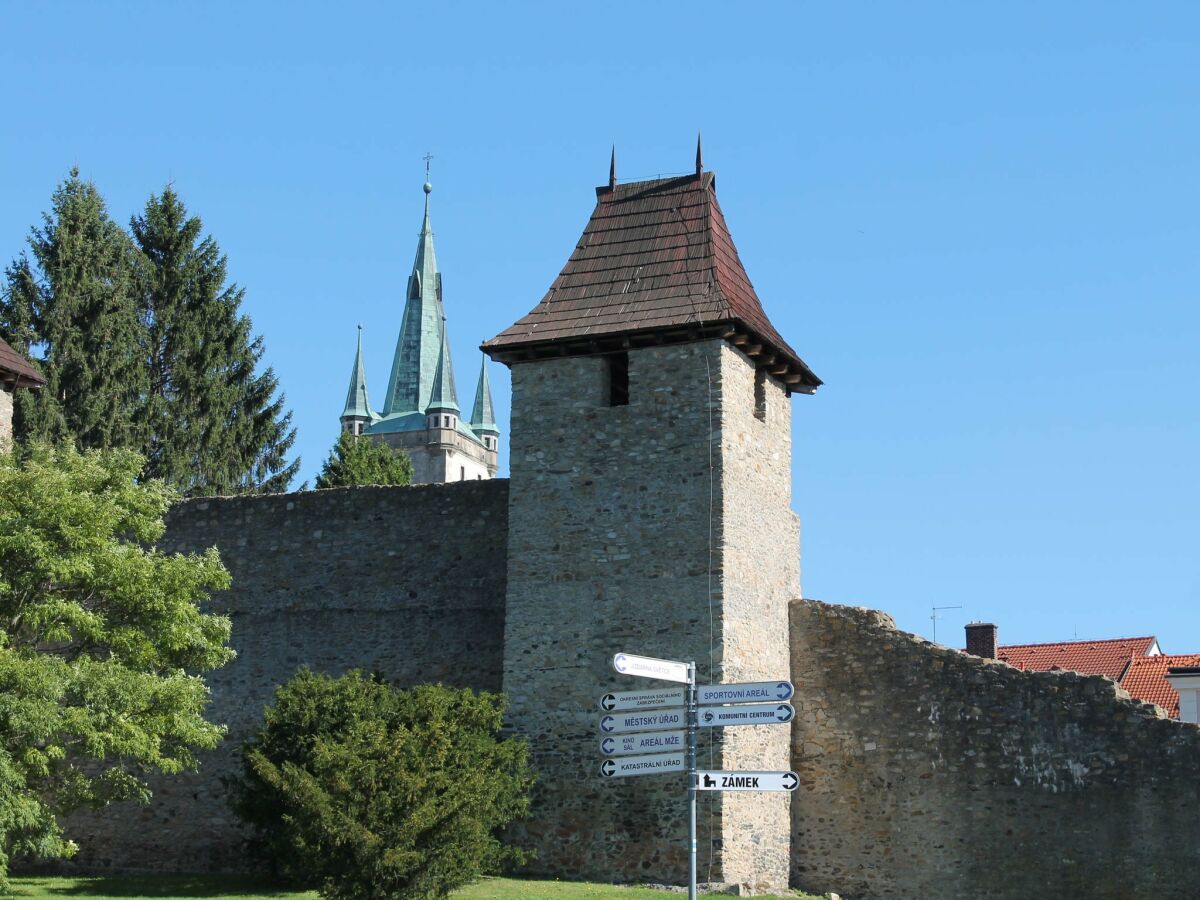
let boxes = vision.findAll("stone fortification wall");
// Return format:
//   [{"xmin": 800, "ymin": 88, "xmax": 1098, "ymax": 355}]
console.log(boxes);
[
  {"xmin": 789, "ymin": 599, "xmax": 1200, "ymax": 900},
  {"xmin": 501, "ymin": 341, "xmax": 797, "ymax": 891},
  {"xmin": 0, "ymin": 386, "xmax": 12, "ymax": 448},
  {"xmin": 61, "ymin": 481, "xmax": 508, "ymax": 873}
]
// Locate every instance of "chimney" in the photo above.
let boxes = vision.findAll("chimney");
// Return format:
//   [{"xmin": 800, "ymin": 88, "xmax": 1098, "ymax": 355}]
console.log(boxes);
[{"xmin": 965, "ymin": 622, "xmax": 998, "ymax": 659}]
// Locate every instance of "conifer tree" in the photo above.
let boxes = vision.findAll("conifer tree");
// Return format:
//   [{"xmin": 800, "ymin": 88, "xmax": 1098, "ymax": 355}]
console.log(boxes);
[
  {"xmin": 315, "ymin": 432, "xmax": 414, "ymax": 488},
  {"xmin": 130, "ymin": 187, "xmax": 299, "ymax": 495},
  {"xmin": 1, "ymin": 169, "xmax": 145, "ymax": 448}
]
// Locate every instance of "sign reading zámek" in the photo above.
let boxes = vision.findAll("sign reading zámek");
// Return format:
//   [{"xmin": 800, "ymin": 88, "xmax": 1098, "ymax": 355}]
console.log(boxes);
[{"xmin": 696, "ymin": 770, "xmax": 799, "ymax": 792}]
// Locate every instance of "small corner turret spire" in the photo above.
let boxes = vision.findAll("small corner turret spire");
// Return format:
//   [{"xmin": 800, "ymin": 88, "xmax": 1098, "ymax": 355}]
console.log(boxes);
[
  {"xmin": 609, "ymin": 145, "xmax": 617, "ymax": 190},
  {"xmin": 340, "ymin": 324, "xmax": 375, "ymax": 434},
  {"xmin": 695, "ymin": 131, "xmax": 703, "ymax": 176}
]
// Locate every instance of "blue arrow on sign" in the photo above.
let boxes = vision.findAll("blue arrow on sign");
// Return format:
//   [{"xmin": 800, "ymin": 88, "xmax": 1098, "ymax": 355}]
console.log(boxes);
[
  {"xmin": 600, "ymin": 716, "xmax": 615, "ymax": 733},
  {"xmin": 776, "ymin": 682, "xmax": 793, "ymax": 700},
  {"xmin": 776, "ymin": 704, "xmax": 794, "ymax": 722},
  {"xmin": 601, "ymin": 738, "xmax": 615, "ymax": 754}
]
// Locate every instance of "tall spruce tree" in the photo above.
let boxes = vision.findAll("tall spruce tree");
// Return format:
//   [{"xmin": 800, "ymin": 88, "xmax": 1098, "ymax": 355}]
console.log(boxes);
[
  {"xmin": 130, "ymin": 187, "xmax": 299, "ymax": 494},
  {"xmin": 1, "ymin": 169, "xmax": 146, "ymax": 448}
]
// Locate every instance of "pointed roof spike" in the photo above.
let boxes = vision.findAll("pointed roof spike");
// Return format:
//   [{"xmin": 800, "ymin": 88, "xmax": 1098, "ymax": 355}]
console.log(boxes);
[
  {"xmin": 425, "ymin": 315, "xmax": 460, "ymax": 414},
  {"xmin": 381, "ymin": 179, "xmax": 445, "ymax": 417},
  {"xmin": 609, "ymin": 145, "xmax": 617, "ymax": 190},
  {"xmin": 341, "ymin": 325, "xmax": 375, "ymax": 420},
  {"xmin": 470, "ymin": 351, "xmax": 498, "ymax": 433},
  {"xmin": 695, "ymin": 132, "xmax": 703, "ymax": 175}
]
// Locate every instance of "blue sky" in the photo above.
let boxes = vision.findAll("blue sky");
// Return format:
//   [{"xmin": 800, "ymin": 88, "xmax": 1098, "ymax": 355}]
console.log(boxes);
[{"xmin": 3, "ymin": 2, "xmax": 1197, "ymax": 650}]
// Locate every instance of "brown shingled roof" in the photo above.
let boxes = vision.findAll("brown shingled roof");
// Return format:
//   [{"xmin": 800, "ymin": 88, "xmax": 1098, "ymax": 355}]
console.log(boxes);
[
  {"xmin": 0, "ymin": 336, "xmax": 45, "ymax": 388},
  {"xmin": 484, "ymin": 172, "xmax": 820, "ymax": 391}
]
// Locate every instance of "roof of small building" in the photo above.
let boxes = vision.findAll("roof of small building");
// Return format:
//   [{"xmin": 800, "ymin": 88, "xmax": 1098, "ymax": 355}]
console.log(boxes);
[
  {"xmin": 1121, "ymin": 654, "xmax": 1200, "ymax": 717},
  {"xmin": 0, "ymin": 336, "xmax": 45, "ymax": 387},
  {"xmin": 483, "ymin": 169, "xmax": 820, "ymax": 391},
  {"xmin": 997, "ymin": 636, "xmax": 1159, "ymax": 681}
]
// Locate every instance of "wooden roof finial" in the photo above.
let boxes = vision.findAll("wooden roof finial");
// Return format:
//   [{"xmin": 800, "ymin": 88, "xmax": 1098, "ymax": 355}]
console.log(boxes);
[
  {"xmin": 695, "ymin": 131, "xmax": 703, "ymax": 176},
  {"xmin": 609, "ymin": 145, "xmax": 617, "ymax": 190}
]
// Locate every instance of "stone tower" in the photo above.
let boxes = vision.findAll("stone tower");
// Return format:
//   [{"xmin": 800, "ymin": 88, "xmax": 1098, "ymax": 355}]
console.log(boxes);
[
  {"xmin": 483, "ymin": 146, "xmax": 820, "ymax": 890},
  {"xmin": 339, "ymin": 180, "xmax": 499, "ymax": 482}
]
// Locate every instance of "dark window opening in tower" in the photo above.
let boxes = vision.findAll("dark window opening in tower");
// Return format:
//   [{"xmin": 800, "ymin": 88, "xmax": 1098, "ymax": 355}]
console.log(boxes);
[
  {"xmin": 754, "ymin": 368, "xmax": 767, "ymax": 421},
  {"xmin": 607, "ymin": 352, "xmax": 629, "ymax": 407}
]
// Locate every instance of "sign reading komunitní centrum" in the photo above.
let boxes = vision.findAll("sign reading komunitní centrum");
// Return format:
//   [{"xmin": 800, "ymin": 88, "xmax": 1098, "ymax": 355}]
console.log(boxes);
[{"xmin": 697, "ymin": 702, "xmax": 794, "ymax": 727}]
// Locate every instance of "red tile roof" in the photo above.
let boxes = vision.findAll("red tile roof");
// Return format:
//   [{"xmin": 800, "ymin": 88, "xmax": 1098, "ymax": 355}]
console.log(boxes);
[
  {"xmin": 996, "ymin": 636, "xmax": 1158, "ymax": 681},
  {"xmin": 1120, "ymin": 654, "xmax": 1200, "ymax": 718},
  {"xmin": 0, "ymin": 337, "xmax": 45, "ymax": 387},
  {"xmin": 484, "ymin": 171, "xmax": 820, "ymax": 390}
]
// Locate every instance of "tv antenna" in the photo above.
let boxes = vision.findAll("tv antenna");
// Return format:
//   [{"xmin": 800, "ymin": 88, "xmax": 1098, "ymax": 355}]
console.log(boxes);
[{"xmin": 930, "ymin": 605, "xmax": 962, "ymax": 644}]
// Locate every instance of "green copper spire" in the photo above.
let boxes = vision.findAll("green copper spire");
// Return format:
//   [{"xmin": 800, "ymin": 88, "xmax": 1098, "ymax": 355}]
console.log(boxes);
[
  {"xmin": 381, "ymin": 181, "xmax": 446, "ymax": 415},
  {"xmin": 425, "ymin": 316, "xmax": 460, "ymax": 413},
  {"xmin": 341, "ymin": 325, "xmax": 374, "ymax": 420},
  {"xmin": 470, "ymin": 352, "xmax": 497, "ymax": 433}
]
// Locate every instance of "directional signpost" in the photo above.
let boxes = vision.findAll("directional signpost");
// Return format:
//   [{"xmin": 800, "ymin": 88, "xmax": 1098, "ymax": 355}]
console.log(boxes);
[
  {"xmin": 599, "ymin": 687, "xmax": 686, "ymax": 711},
  {"xmin": 697, "ymin": 770, "xmax": 799, "ymax": 792},
  {"xmin": 600, "ymin": 752, "xmax": 687, "ymax": 778},
  {"xmin": 612, "ymin": 653, "xmax": 692, "ymax": 684},
  {"xmin": 601, "ymin": 730, "xmax": 686, "ymax": 757},
  {"xmin": 696, "ymin": 680, "xmax": 794, "ymax": 704},
  {"xmin": 697, "ymin": 702, "xmax": 794, "ymax": 727},
  {"xmin": 596, "ymin": 654, "xmax": 801, "ymax": 900}
]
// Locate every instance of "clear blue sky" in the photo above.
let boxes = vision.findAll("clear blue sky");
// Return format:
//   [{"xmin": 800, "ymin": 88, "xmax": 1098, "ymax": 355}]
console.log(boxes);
[{"xmin": 3, "ymin": 2, "xmax": 1197, "ymax": 651}]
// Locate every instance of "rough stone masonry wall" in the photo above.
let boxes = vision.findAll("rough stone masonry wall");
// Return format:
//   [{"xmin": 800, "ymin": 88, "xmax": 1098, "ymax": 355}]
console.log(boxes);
[
  {"xmin": 59, "ymin": 481, "xmax": 509, "ymax": 873},
  {"xmin": 0, "ymin": 386, "xmax": 12, "ymax": 448},
  {"xmin": 502, "ymin": 341, "xmax": 797, "ymax": 891},
  {"xmin": 789, "ymin": 599, "xmax": 1200, "ymax": 900}
]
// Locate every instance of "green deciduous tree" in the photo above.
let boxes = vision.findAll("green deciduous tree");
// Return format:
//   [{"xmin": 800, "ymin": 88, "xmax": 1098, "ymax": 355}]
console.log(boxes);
[
  {"xmin": 1, "ymin": 169, "xmax": 146, "ymax": 449},
  {"xmin": 0, "ymin": 443, "xmax": 234, "ymax": 886},
  {"xmin": 314, "ymin": 433, "xmax": 413, "ymax": 489},
  {"xmin": 234, "ymin": 671, "xmax": 533, "ymax": 900},
  {"xmin": 131, "ymin": 188, "xmax": 299, "ymax": 495}
]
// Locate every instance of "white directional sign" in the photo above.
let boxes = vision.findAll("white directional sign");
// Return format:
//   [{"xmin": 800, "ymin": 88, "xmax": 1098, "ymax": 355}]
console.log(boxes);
[
  {"xmin": 696, "ymin": 770, "xmax": 799, "ymax": 792},
  {"xmin": 601, "ymin": 730, "xmax": 686, "ymax": 757},
  {"xmin": 599, "ymin": 687, "xmax": 686, "ymax": 712},
  {"xmin": 599, "ymin": 708, "xmax": 687, "ymax": 734},
  {"xmin": 600, "ymin": 752, "xmax": 687, "ymax": 778},
  {"xmin": 696, "ymin": 680, "xmax": 794, "ymax": 705},
  {"xmin": 612, "ymin": 653, "xmax": 691, "ymax": 684},
  {"xmin": 697, "ymin": 702, "xmax": 794, "ymax": 728}
]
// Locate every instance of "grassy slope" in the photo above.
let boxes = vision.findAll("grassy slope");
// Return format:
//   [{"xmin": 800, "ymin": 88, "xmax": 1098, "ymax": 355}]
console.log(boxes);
[{"xmin": 8, "ymin": 875, "xmax": 818, "ymax": 899}]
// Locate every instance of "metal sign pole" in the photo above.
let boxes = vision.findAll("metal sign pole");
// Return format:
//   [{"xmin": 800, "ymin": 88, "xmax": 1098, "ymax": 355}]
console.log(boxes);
[{"xmin": 686, "ymin": 660, "xmax": 697, "ymax": 900}]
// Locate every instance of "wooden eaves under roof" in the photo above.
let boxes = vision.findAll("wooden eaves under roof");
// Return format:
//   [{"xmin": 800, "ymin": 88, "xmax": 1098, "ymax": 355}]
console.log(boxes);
[
  {"xmin": 0, "ymin": 336, "xmax": 45, "ymax": 389},
  {"xmin": 484, "ymin": 155, "xmax": 821, "ymax": 394}
]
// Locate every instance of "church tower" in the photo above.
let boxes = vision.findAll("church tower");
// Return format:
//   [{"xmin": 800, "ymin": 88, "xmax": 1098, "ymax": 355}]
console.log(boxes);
[
  {"xmin": 340, "ymin": 179, "xmax": 499, "ymax": 482},
  {"xmin": 484, "ymin": 142, "xmax": 820, "ymax": 890}
]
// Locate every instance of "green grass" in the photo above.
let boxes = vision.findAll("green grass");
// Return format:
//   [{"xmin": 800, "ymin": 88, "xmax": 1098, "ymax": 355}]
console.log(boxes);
[{"xmin": 8, "ymin": 875, "xmax": 820, "ymax": 899}]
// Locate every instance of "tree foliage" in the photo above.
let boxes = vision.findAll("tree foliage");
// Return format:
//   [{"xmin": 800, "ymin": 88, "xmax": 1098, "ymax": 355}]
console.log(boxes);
[
  {"xmin": 314, "ymin": 433, "xmax": 413, "ymax": 489},
  {"xmin": 130, "ymin": 188, "xmax": 298, "ymax": 495},
  {"xmin": 0, "ymin": 171, "xmax": 299, "ymax": 494},
  {"xmin": 1, "ymin": 169, "xmax": 146, "ymax": 449},
  {"xmin": 0, "ymin": 443, "xmax": 234, "ymax": 885},
  {"xmin": 234, "ymin": 671, "xmax": 533, "ymax": 900}
]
